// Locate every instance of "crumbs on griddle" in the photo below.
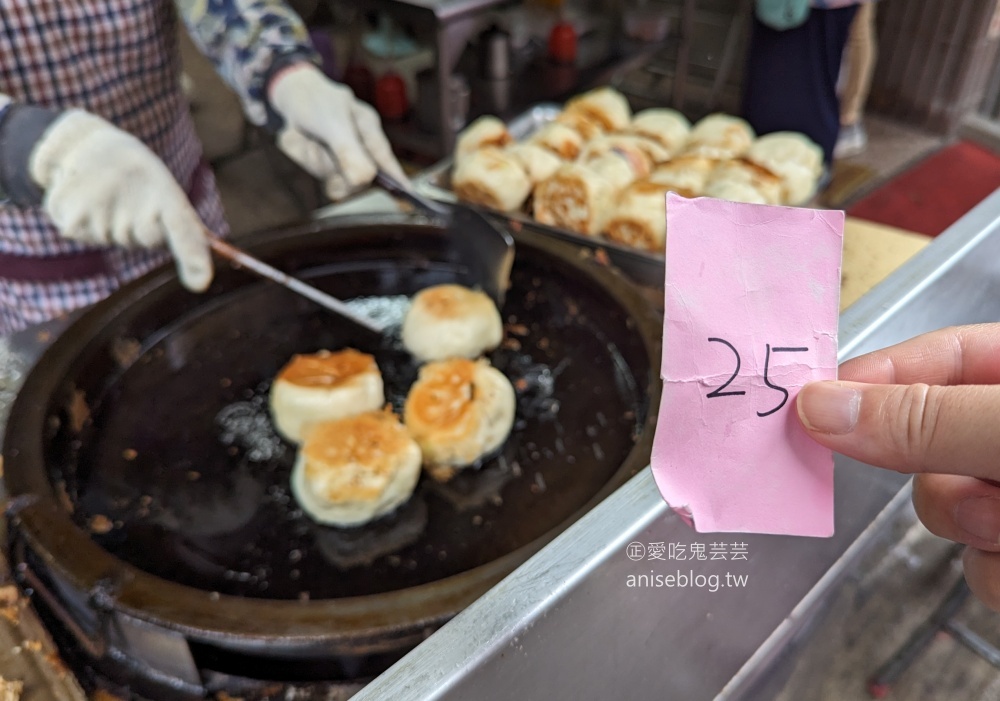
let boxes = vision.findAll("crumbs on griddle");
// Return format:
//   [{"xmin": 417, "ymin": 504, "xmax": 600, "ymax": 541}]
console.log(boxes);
[
  {"xmin": 110, "ymin": 337, "xmax": 142, "ymax": 368},
  {"xmin": 0, "ymin": 586, "xmax": 20, "ymax": 626},
  {"xmin": 67, "ymin": 388, "xmax": 90, "ymax": 433},
  {"xmin": 88, "ymin": 514, "xmax": 113, "ymax": 534}
]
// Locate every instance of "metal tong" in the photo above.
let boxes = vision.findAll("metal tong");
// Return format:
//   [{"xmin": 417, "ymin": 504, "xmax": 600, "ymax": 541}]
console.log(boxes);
[
  {"xmin": 373, "ymin": 170, "xmax": 514, "ymax": 307},
  {"xmin": 207, "ymin": 237, "xmax": 384, "ymax": 334}
]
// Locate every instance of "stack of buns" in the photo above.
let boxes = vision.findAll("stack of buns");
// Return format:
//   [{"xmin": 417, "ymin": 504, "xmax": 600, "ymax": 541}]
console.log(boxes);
[{"xmin": 451, "ymin": 87, "xmax": 824, "ymax": 253}]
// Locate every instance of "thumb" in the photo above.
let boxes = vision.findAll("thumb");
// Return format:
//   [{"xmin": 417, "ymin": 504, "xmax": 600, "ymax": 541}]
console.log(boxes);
[{"xmin": 796, "ymin": 381, "xmax": 1000, "ymax": 479}]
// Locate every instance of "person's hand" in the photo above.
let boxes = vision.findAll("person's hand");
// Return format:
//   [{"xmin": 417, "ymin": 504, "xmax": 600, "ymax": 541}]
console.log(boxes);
[
  {"xmin": 29, "ymin": 109, "xmax": 213, "ymax": 291},
  {"xmin": 268, "ymin": 63, "xmax": 408, "ymax": 201},
  {"xmin": 795, "ymin": 324, "xmax": 1000, "ymax": 610}
]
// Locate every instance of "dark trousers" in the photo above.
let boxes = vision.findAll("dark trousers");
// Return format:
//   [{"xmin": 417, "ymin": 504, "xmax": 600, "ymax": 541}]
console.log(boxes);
[{"xmin": 742, "ymin": 5, "xmax": 859, "ymax": 164}]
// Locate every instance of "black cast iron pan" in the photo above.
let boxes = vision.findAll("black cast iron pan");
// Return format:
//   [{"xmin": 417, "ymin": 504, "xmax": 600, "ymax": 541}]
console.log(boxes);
[{"xmin": 3, "ymin": 213, "xmax": 661, "ymax": 684}]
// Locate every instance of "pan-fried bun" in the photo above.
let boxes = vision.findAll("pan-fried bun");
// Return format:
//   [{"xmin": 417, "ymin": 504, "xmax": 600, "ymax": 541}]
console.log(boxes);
[
  {"xmin": 292, "ymin": 410, "xmax": 422, "ymax": 527},
  {"xmin": 528, "ymin": 122, "xmax": 584, "ymax": 160},
  {"xmin": 604, "ymin": 179, "xmax": 673, "ymax": 252},
  {"xmin": 647, "ymin": 156, "xmax": 716, "ymax": 198},
  {"xmin": 452, "ymin": 147, "xmax": 532, "ymax": 211},
  {"xmin": 684, "ymin": 114, "xmax": 755, "ymax": 160},
  {"xmin": 706, "ymin": 159, "xmax": 783, "ymax": 205},
  {"xmin": 402, "ymin": 284, "xmax": 503, "ymax": 363},
  {"xmin": 745, "ymin": 131, "xmax": 823, "ymax": 180},
  {"xmin": 404, "ymin": 358, "xmax": 516, "ymax": 482},
  {"xmin": 269, "ymin": 349, "xmax": 384, "ymax": 443},
  {"xmin": 554, "ymin": 109, "xmax": 606, "ymax": 141},
  {"xmin": 744, "ymin": 132, "xmax": 824, "ymax": 204},
  {"xmin": 455, "ymin": 116, "xmax": 513, "ymax": 162},
  {"xmin": 564, "ymin": 86, "xmax": 632, "ymax": 132},
  {"xmin": 626, "ymin": 108, "xmax": 691, "ymax": 156},
  {"xmin": 703, "ymin": 178, "xmax": 769, "ymax": 204},
  {"xmin": 505, "ymin": 142, "xmax": 563, "ymax": 184},
  {"xmin": 579, "ymin": 136, "xmax": 655, "ymax": 179},
  {"xmin": 534, "ymin": 162, "xmax": 615, "ymax": 236}
]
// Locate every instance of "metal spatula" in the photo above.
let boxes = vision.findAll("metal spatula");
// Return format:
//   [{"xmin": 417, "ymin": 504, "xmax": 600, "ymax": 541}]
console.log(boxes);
[
  {"xmin": 375, "ymin": 171, "xmax": 515, "ymax": 306},
  {"xmin": 207, "ymin": 237, "xmax": 385, "ymax": 335},
  {"xmin": 205, "ymin": 174, "xmax": 514, "ymax": 335}
]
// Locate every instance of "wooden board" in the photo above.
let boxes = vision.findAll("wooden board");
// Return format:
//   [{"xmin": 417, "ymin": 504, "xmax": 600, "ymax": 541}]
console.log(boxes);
[{"xmin": 841, "ymin": 217, "xmax": 932, "ymax": 311}]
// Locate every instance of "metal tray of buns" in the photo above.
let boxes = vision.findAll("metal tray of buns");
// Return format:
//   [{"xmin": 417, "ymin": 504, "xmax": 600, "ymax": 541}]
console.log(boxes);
[
  {"xmin": 412, "ymin": 104, "xmax": 668, "ymax": 272},
  {"xmin": 413, "ymin": 103, "xmax": 826, "ymax": 277}
]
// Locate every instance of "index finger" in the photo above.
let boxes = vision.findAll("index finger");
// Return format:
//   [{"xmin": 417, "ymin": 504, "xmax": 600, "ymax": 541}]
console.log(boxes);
[
  {"xmin": 841, "ymin": 323, "xmax": 1000, "ymax": 386},
  {"xmin": 318, "ymin": 102, "xmax": 377, "ymax": 190},
  {"xmin": 351, "ymin": 101, "xmax": 409, "ymax": 184}
]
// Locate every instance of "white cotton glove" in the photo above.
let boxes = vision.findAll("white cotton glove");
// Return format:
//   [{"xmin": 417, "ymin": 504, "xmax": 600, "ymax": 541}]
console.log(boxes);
[
  {"xmin": 29, "ymin": 109, "xmax": 213, "ymax": 291},
  {"xmin": 269, "ymin": 64, "xmax": 408, "ymax": 201}
]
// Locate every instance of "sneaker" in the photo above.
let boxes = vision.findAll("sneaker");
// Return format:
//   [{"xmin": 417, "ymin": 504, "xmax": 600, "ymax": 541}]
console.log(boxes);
[{"xmin": 834, "ymin": 122, "xmax": 868, "ymax": 159}]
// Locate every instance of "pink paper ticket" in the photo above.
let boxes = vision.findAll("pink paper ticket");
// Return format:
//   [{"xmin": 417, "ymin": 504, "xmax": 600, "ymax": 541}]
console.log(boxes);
[{"xmin": 651, "ymin": 194, "xmax": 844, "ymax": 536}]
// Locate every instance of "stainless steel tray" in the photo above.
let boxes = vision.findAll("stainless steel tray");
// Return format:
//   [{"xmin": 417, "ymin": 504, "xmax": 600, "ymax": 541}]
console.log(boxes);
[
  {"xmin": 414, "ymin": 104, "xmax": 825, "ymax": 268},
  {"xmin": 412, "ymin": 103, "xmax": 668, "ymax": 269}
]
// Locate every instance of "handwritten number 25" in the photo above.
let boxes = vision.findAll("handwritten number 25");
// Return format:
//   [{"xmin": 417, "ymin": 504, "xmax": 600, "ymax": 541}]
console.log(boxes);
[{"xmin": 705, "ymin": 338, "xmax": 808, "ymax": 417}]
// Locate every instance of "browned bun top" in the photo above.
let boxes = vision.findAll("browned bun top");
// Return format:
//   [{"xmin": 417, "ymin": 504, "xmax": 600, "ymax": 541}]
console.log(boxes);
[
  {"xmin": 276, "ymin": 349, "xmax": 377, "ymax": 388},
  {"xmin": 405, "ymin": 358, "xmax": 478, "ymax": 430},
  {"xmin": 415, "ymin": 285, "xmax": 487, "ymax": 319},
  {"xmin": 555, "ymin": 110, "xmax": 606, "ymax": 140},
  {"xmin": 302, "ymin": 410, "xmax": 411, "ymax": 501}
]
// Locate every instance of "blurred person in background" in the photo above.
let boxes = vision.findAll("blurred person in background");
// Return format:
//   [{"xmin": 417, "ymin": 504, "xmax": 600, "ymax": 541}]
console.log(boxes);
[
  {"xmin": 742, "ymin": 0, "xmax": 874, "ymax": 165},
  {"xmin": 834, "ymin": 1, "xmax": 878, "ymax": 158},
  {"xmin": 0, "ymin": 0, "xmax": 406, "ymax": 335}
]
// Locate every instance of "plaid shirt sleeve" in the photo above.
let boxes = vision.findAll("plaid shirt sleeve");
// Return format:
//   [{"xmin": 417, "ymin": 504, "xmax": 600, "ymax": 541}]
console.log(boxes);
[{"xmin": 175, "ymin": 0, "xmax": 321, "ymax": 129}]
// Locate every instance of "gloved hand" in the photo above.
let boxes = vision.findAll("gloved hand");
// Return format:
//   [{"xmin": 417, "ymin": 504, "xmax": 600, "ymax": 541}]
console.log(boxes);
[
  {"xmin": 29, "ymin": 109, "xmax": 213, "ymax": 291},
  {"xmin": 268, "ymin": 63, "xmax": 408, "ymax": 201}
]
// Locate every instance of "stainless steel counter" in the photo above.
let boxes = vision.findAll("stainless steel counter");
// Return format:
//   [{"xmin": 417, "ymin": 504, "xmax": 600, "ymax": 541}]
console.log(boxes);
[{"xmin": 349, "ymin": 187, "xmax": 1000, "ymax": 701}]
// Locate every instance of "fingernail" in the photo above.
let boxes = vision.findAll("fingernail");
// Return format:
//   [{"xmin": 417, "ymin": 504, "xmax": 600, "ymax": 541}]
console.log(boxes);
[
  {"xmin": 797, "ymin": 382, "xmax": 860, "ymax": 435},
  {"xmin": 955, "ymin": 497, "xmax": 1000, "ymax": 544}
]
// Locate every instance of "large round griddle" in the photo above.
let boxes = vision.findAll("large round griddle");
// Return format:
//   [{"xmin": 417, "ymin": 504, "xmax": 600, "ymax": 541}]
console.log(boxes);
[{"xmin": 3, "ymin": 213, "xmax": 661, "ymax": 683}]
